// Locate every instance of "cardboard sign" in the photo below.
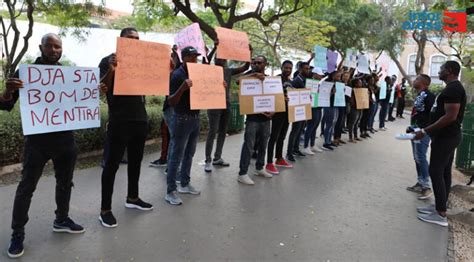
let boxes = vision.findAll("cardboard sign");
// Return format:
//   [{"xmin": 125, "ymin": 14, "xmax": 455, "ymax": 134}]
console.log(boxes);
[
  {"xmin": 313, "ymin": 45, "xmax": 327, "ymax": 71},
  {"xmin": 239, "ymin": 77, "xmax": 285, "ymax": 115},
  {"xmin": 19, "ymin": 64, "xmax": 100, "ymax": 135},
  {"xmin": 327, "ymin": 50, "xmax": 338, "ymax": 74},
  {"xmin": 379, "ymin": 81, "xmax": 387, "ymax": 100},
  {"xmin": 357, "ymin": 54, "xmax": 370, "ymax": 74},
  {"xmin": 354, "ymin": 88, "xmax": 369, "ymax": 109},
  {"xmin": 114, "ymin": 37, "xmax": 170, "ymax": 95},
  {"xmin": 287, "ymin": 88, "xmax": 312, "ymax": 123},
  {"xmin": 345, "ymin": 86, "xmax": 352, "ymax": 97},
  {"xmin": 174, "ymin": 23, "xmax": 207, "ymax": 62},
  {"xmin": 215, "ymin": 27, "xmax": 251, "ymax": 62},
  {"xmin": 188, "ymin": 63, "xmax": 225, "ymax": 110},
  {"xmin": 306, "ymin": 79, "xmax": 320, "ymax": 108},
  {"xmin": 334, "ymin": 82, "xmax": 346, "ymax": 107},
  {"xmin": 318, "ymin": 81, "xmax": 333, "ymax": 107}
]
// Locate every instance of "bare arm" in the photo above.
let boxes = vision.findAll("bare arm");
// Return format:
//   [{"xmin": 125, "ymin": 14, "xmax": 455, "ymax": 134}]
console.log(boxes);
[{"xmin": 425, "ymin": 103, "xmax": 460, "ymax": 134}]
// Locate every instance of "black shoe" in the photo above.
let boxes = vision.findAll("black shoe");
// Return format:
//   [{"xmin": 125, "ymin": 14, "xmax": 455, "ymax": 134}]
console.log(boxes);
[
  {"xmin": 286, "ymin": 154, "xmax": 296, "ymax": 162},
  {"xmin": 388, "ymin": 117, "xmax": 395, "ymax": 122},
  {"xmin": 330, "ymin": 143, "xmax": 338, "ymax": 147},
  {"xmin": 322, "ymin": 144, "xmax": 334, "ymax": 151},
  {"xmin": 149, "ymin": 159, "xmax": 167, "ymax": 167},
  {"xmin": 125, "ymin": 198, "xmax": 153, "ymax": 211},
  {"xmin": 7, "ymin": 233, "xmax": 24, "ymax": 259},
  {"xmin": 406, "ymin": 183, "xmax": 423, "ymax": 193},
  {"xmin": 294, "ymin": 151, "xmax": 306, "ymax": 157},
  {"xmin": 99, "ymin": 211, "xmax": 118, "ymax": 228},
  {"xmin": 53, "ymin": 217, "xmax": 85, "ymax": 234}
]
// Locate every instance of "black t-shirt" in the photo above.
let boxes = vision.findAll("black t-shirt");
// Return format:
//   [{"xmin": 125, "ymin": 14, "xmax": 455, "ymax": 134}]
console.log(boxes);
[
  {"xmin": 429, "ymin": 80, "xmax": 466, "ymax": 138},
  {"xmin": 169, "ymin": 65, "xmax": 199, "ymax": 116},
  {"xmin": 411, "ymin": 90, "xmax": 435, "ymax": 128},
  {"xmin": 99, "ymin": 54, "xmax": 148, "ymax": 123}
]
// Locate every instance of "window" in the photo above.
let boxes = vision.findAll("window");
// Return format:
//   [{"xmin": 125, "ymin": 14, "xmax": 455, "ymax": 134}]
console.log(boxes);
[
  {"xmin": 408, "ymin": 54, "xmax": 416, "ymax": 76},
  {"xmin": 430, "ymin": 55, "xmax": 446, "ymax": 77}
]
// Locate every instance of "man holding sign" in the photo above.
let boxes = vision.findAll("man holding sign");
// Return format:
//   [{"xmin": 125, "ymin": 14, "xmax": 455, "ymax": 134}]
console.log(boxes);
[
  {"xmin": 0, "ymin": 34, "xmax": 85, "ymax": 259},
  {"xmin": 98, "ymin": 28, "xmax": 153, "ymax": 228}
]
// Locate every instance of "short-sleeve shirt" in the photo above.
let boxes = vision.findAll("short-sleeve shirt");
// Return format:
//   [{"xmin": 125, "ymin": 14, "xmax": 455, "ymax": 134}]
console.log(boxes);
[
  {"xmin": 169, "ymin": 65, "xmax": 199, "ymax": 116},
  {"xmin": 429, "ymin": 80, "xmax": 466, "ymax": 138},
  {"xmin": 411, "ymin": 90, "xmax": 435, "ymax": 128}
]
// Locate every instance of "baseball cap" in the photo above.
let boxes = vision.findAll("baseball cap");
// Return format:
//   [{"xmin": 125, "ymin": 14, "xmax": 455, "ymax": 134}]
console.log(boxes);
[
  {"xmin": 181, "ymin": 46, "xmax": 201, "ymax": 57},
  {"xmin": 312, "ymin": 67, "xmax": 324, "ymax": 75}
]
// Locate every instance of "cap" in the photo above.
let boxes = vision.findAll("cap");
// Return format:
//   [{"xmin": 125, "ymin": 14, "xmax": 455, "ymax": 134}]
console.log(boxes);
[
  {"xmin": 312, "ymin": 67, "xmax": 324, "ymax": 75},
  {"xmin": 181, "ymin": 46, "xmax": 201, "ymax": 58}
]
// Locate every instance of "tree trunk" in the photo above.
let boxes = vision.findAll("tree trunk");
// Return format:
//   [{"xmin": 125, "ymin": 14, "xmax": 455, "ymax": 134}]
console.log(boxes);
[
  {"xmin": 414, "ymin": 30, "xmax": 426, "ymax": 75},
  {"xmin": 388, "ymin": 50, "xmax": 413, "ymax": 86}
]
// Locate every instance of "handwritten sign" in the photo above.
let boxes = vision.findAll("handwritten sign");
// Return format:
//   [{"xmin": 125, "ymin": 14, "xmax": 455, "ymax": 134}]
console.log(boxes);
[
  {"xmin": 318, "ymin": 82, "xmax": 333, "ymax": 107},
  {"xmin": 345, "ymin": 86, "xmax": 352, "ymax": 97},
  {"xmin": 313, "ymin": 45, "xmax": 327, "ymax": 71},
  {"xmin": 327, "ymin": 50, "xmax": 338, "ymax": 74},
  {"xmin": 188, "ymin": 63, "xmax": 225, "ymax": 110},
  {"xmin": 239, "ymin": 77, "xmax": 285, "ymax": 115},
  {"xmin": 354, "ymin": 88, "xmax": 369, "ymax": 109},
  {"xmin": 114, "ymin": 37, "xmax": 170, "ymax": 95},
  {"xmin": 334, "ymin": 82, "xmax": 346, "ymax": 107},
  {"xmin": 216, "ymin": 27, "xmax": 251, "ymax": 62},
  {"xmin": 344, "ymin": 48, "xmax": 357, "ymax": 68},
  {"xmin": 19, "ymin": 64, "xmax": 100, "ymax": 135},
  {"xmin": 379, "ymin": 81, "xmax": 387, "ymax": 100},
  {"xmin": 287, "ymin": 88, "xmax": 312, "ymax": 123},
  {"xmin": 357, "ymin": 54, "xmax": 370, "ymax": 74},
  {"xmin": 306, "ymin": 79, "xmax": 320, "ymax": 108},
  {"xmin": 174, "ymin": 23, "xmax": 207, "ymax": 62}
]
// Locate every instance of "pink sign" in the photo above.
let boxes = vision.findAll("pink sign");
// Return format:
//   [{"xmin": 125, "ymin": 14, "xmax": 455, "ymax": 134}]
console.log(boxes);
[
  {"xmin": 326, "ymin": 50, "xmax": 338, "ymax": 74},
  {"xmin": 174, "ymin": 23, "xmax": 207, "ymax": 62}
]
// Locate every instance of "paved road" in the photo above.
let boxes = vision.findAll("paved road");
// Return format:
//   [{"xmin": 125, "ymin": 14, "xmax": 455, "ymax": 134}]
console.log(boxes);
[{"xmin": 0, "ymin": 118, "xmax": 447, "ymax": 261}]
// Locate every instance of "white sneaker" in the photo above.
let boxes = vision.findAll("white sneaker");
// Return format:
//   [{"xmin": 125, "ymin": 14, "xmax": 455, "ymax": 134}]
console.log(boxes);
[
  {"xmin": 255, "ymin": 169, "xmax": 273, "ymax": 178},
  {"xmin": 311, "ymin": 146, "xmax": 323, "ymax": 153},
  {"xmin": 302, "ymin": 147, "xmax": 315, "ymax": 155},
  {"xmin": 204, "ymin": 162, "xmax": 212, "ymax": 173},
  {"xmin": 238, "ymin": 174, "xmax": 255, "ymax": 185}
]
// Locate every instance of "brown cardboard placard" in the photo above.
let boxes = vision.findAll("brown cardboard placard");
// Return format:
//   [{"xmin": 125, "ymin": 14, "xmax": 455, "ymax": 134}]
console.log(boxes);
[
  {"xmin": 238, "ymin": 77, "xmax": 285, "ymax": 115},
  {"xmin": 354, "ymin": 88, "xmax": 369, "ymax": 109},
  {"xmin": 286, "ymin": 88, "xmax": 313, "ymax": 123}
]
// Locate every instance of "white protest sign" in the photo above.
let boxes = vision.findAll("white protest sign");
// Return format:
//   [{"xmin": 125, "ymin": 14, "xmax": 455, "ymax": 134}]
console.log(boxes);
[
  {"xmin": 357, "ymin": 54, "xmax": 370, "ymax": 74},
  {"xmin": 318, "ymin": 81, "xmax": 333, "ymax": 107},
  {"xmin": 253, "ymin": 96, "xmax": 275, "ymax": 112},
  {"xmin": 299, "ymin": 90, "xmax": 312, "ymax": 105},
  {"xmin": 294, "ymin": 106, "xmax": 306, "ymax": 122},
  {"xmin": 287, "ymin": 91, "xmax": 300, "ymax": 106},
  {"xmin": 19, "ymin": 64, "xmax": 100, "ymax": 135},
  {"xmin": 263, "ymin": 77, "xmax": 284, "ymax": 94},
  {"xmin": 345, "ymin": 86, "xmax": 352, "ymax": 97},
  {"xmin": 240, "ymin": 78, "xmax": 263, "ymax": 96}
]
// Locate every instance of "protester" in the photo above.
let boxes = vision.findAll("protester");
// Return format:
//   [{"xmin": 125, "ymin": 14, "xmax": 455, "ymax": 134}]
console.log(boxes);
[
  {"xmin": 387, "ymin": 75, "xmax": 397, "ymax": 121},
  {"xmin": 415, "ymin": 61, "xmax": 466, "ymax": 227},
  {"xmin": 266, "ymin": 60, "xmax": 294, "ymax": 175},
  {"xmin": 397, "ymin": 77, "xmax": 408, "ymax": 118},
  {"xmin": 0, "ymin": 33, "xmax": 85, "ymax": 259},
  {"xmin": 333, "ymin": 71, "xmax": 351, "ymax": 145},
  {"xmin": 378, "ymin": 76, "xmax": 392, "ymax": 131},
  {"xmin": 302, "ymin": 67, "xmax": 325, "ymax": 155},
  {"xmin": 165, "ymin": 46, "xmax": 209, "ymax": 205},
  {"xmin": 99, "ymin": 28, "xmax": 153, "ymax": 228},
  {"xmin": 359, "ymin": 75, "xmax": 372, "ymax": 139},
  {"xmin": 367, "ymin": 73, "xmax": 380, "ymax": 134},
  {"xmin": 406, "ymin": 74, "xmax": 435, "ymax": 200},
  {"xmin": 347, "ymin": 78, "xmax": 363, "ymax": 143},
  {"xmin": 286, "ymin": 62, "xmax": 311, "ymax": 160},
  {"xmin": 321, "ymin": 71, "xmax": 340, "ymax": 150},
  {"xmin": 238, "ymin": 55, "xmax": 274, "ymax": 185}
]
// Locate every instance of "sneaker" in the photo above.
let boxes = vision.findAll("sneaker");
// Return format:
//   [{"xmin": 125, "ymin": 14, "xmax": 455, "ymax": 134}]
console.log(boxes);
[
  {"xmin": 417, "ymin": 204, "xmax": 436, "ymax": 214},
  {"xmin": 53, "ymin": 217, "xmax": 85, "ymax": 233},
  {"xmin": 294, "ymin": 150, "xmax": 306, "ymax": 157},
  {"xmin": 330, "ymin": 143, "xmax": 338, "ymax": 147},
  {"xmin": 379, "ymin": 127, "xmax": 387, "ymax": 131},
  {"xmin": 165, "ymin": 191, "xmax": 183, "ymax": 205},
  {"xmin": 265, "ymin": 163, "xmax": 279, "ymax": 175},
  {"xmin": 302, "ymin": 147, "xmax": 315, "ymax": 155},
  {"xmin": 339, "ymin": 140, "xmax": 347, "ymax": 144},
  {"xmin": 178, "ymin": 184, "xmax": 201, "ymax": 195},
  {"xmin": 204, "ymin": 162, "xmax": 212, "ymax": 173},
  {"xmin": 322, "ymin": 144, "xmax": 333, "ymax": 151},
  {"xmin": 125, "ymin": 198, "xmax": 153, "ymax": 211},
  {"xmin": 275, "ymin": 159, "xmax": 293, "ymax": 168},
  {"xmin": 418, "ymin": 188, "xmax": 433, "ymax": 200},
  {"xmin": 310, "ymin": 146, "xmax": 323, "ymax": 153},
  {"xmin": 417, "ymin": 212, "xmax": 448, "ymax": 227},
  {"xmin": 286, "ymin": 154, "xmax": 296, "ymax": 162},
  {"xmin": 149, "ymin": 159, "xmax": 167, "ymax": 167},
  {"xmin": 99, "ymin": 211, "xmax": 118, "ymax": 228},
  {"xmin": 7, "ymin": 233, "xmax": 24, "ymax": 259},
  {"xmin": 212, "ymin": 158, "xmax": 230, "ymax": 167},
  {"xmin": 407, "ymin": 183, "xmax": 423, "ymax": 193},
  {"xmin": 255, "ymin": 169, "xmax": 273, "ymax": 178},
  {"xmin": 237, "ymin": 174, "xmax": 255, "ymax": 185}
]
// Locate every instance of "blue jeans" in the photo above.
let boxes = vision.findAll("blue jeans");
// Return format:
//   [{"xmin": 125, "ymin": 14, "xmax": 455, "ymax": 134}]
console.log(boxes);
[
  {"xmin": 368, "ymin": 102, "xmax": 378, "ymax": 130},
  {"xmin": 323, "ymin": 107, "xmax": 337, "ymax": 145},
  {"xmin": 379, "ymin": 100, "xmax": 389, "ymax": 128},
  {"xmin": 304, "ymin": 108, "xmax": 322, "ymax": 148},
  {"xmin": 166, "ymin": 113, "xmax": 200, "ymax": 193},
  {"xmin": 239, "ymin": 120, "xmax": 270, "ymax": 175},
  {"xmin": 411, "ymin": 135, "xmax": 431, "ymax": 189}
]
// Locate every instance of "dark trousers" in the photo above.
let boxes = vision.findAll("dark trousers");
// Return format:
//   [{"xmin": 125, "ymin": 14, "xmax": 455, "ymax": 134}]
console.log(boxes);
[
  {"xmin": 205, "ymin": 109, "xmax": 230, "ymax": 162},
  {"xmin": 397, "ymin": 97, "xmax": 405, "ymax": 117},
  {"xmin": 101, "ymin": 121, "xmax": 147, "ymax": 210},
  {"xmin": 429, "ymin": 134, "xmax": 461, "ymax": 212},
  {"xmin": 388, "ymin": 100, "xmax": 396, "ymax": 119},
  {"xmin": 304, "ymin": 107, "xmax": 322, "ymax": 148},
  {"xmin": 379, "ymin": 100, "xmax": 389, "ymax": 128},
  {"xmin": 348, "ymin": 109, "xmax": 362, "ymax": 139},
  {"xmin": 239, "ymin": 120, "xmax": 270, "ymax": 175},
  {"xmin": 159, "ymin": 118, "xmax": 170, "ymax": 161},
  {"xmin": 360, "ymin": 108, "xmax": 370, "ymax": 134},
  {"xmin": 267, "ymin": 112, "xmax": 289, "ymax": 164},
  {"xmin": 12, "ymin": 136, "xmax": 77, "ymax": 234},
  {"xmin": 287, "ymin": 121, "xmax": 305, "ymax": 156},
  {"xmin": 334, "ymin": 107, "xmax": 346, "ymax": 139}
]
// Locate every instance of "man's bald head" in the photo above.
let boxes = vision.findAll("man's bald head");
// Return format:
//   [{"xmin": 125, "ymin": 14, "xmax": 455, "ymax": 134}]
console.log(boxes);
[{"xmin": 39, "ymin": 33, "xmax": 62, "ymax": 64}]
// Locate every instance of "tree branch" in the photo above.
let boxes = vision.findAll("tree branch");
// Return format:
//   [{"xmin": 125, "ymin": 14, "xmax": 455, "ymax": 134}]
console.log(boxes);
[
  {"xmin": 11, "ymin": 0, "xmax": 34, "ymax": 74},
  {"xmin": 172, "ymin": 0, "xmax": 217, "ymax": 40},
  {"xmin": 208, "ymin": 1, "xmax": 225, "ymax": 26}
]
